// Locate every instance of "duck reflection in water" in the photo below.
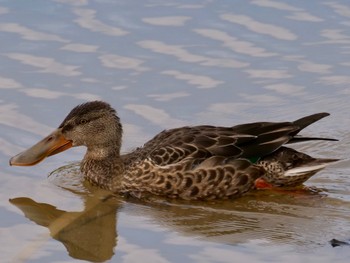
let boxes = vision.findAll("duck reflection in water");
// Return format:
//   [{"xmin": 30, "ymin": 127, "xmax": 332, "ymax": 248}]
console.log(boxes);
[
  {"xmin": 10, "ymin": 187, "xmax": 119, "ymax": 262},
  {"xmin": 9, "ymin": 166, "xmax": 346, "ymax": 263}
]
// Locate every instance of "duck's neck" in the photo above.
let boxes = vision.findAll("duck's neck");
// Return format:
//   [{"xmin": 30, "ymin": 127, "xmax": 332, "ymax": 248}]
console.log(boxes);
[{"xmin": 80, "ymin": 145, "xmax": 125, "ymax": 191}]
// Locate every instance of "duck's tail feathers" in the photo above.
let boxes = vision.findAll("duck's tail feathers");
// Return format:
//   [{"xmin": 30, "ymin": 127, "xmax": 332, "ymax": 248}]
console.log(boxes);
[
  {"xmin": 289, "ymin": 112, "xmax": 338, "ymax": 143},
  {"xmin": 292, "ymin": 112, "xmax": 329, "ymax": 131},
  {"xmin": 288, "ymin": 136, "xmax": 338, "ymax": 143}
]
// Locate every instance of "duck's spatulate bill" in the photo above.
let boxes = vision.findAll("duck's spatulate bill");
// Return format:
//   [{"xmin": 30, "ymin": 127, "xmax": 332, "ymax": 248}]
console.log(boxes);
[{"xmin": 9, "ymin": 129, "xmax": 72, "ymax": 166}]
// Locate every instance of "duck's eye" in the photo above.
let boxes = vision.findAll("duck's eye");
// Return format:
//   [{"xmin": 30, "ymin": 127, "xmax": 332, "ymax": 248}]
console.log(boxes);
[{"xmin": 79, "ymin": 119, "xmax": 88, "ymax": 125}]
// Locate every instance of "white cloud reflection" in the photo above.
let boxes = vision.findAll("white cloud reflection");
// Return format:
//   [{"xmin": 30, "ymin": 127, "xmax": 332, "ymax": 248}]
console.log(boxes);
[
  {"xmin": 148, "ymin": 92, "xmax": 190, "ymax": 101},
  {"xmin": 111, "ymin": 86, "xmax": 127, "ymax": 91},
  {"xmin": 240, "ymin": 93, "xmax": 284, "ymax": 104},
  {"xmin": 264, "ymin": 83, "xmax": 305, "ymax": 96},
  {"xmin": 99, "ymin": 54, "xmax": 148, "ymax": 72},
  {"xmin": 287, "ymin": 12, "xmax": 323, "ymax": 22},
  {"xmin": 142, "ymin": 16, "xmax": 191, "ymax": 26},
  {"xmin": 207, "ymin": 102, "xmax": 251, "ymax": 115},
  {"xmin": 20, "ymin": 88, "xmax": 65, "ymax": 99},
  {"xmin": 138, "ymin": 40, "xmax": 248, "ymax": 68},
  {"xmin": 324, "ymin": 2, "xmax": 350, "ymax": 18},
  {"xmin": 73, "ymin": 8, "xmax": 129, "ymax": 36},
  {"xmin": 251, "ymin": 0, "xmax": 323, "ymax": 22},
  {"xmin": 5, "ymin": 53, "xmax": 81, "ymax": 76},
  {"xmin": 221, "ymin": 14, "xmax": 297, "ymax": 41},
  {"xmin": 297, "ymin": 62, "xmax": 332, "ymax": 74},
  {"xmin": 0, "ymin": 23, "xmax": 69, "ymax": 42},
  {"xmin": 118, "ymin": 237, "xmax": 171, "ymax": 263},
  {"xmin": 61, "ymin": 43, "xmax": 98, "ymax": 52},
  {"xmin": 81, "ymin": 78, "xmax": 100, "ymax": 83},
  {"xmin": 124, "ymin": 104, "xmax": 187, "ymax": 128},
  {"xmin": 177, "ymin": 4, "xmax": 203, "ymax": 9},
  {"xmin": 245, "ymin": 69, "xmax": 292, "ymax": 79},
  {"xmin": 284, "ymin": 55, "xmax": 332, "ymax": 74},
  {"xmin": 161, "ymin": 70, "xmax": 223, "ymax": 89},
  {"xmin": 137, "ymin": 40, "xmax": 208, "ymax": 63},
  {"xmin": 319, "ymin": 75, "xmax": 350, "ymax": 85},
  {"xmin": 194, "ymin": 28, "xmax": 276, "ymax": 57},
  {"xmin": 0, "ymin": 6, "xmax": 9, "ymax": 14},
  {"xmin": 21, "ymin": 88, "xmax": 101, "ymax": 101},
  {"xmin": 71, "ymin": 93, "xmax": 102, "ymax": 101},
  {"xmin": 0, "ymin": 76, "xmax": 22, "ymax": 89},
  {"xmin": 252, "ymin": 0, "xmax": 301, "ymax": 11},
  {"xmin": 0, "ymin": 138, "xmax": 24, "ymax": 156},
  {"xmin": 195, "ymin": 102, "xmax": 252, "ymax": 125},
  {"xmin": 122, "ymin": 123, "xmax": 151, "ymax": 150},
  {"xmin": 320, "ymin": 29, "xmax": 350, "ymax": 43},
  {"xmin": 0, "ymin": 103, "xmax": 52, "ymax": 136},
  {"xmin": 54, "ymin": 0, "xmax": 88, "ymax": 6}
]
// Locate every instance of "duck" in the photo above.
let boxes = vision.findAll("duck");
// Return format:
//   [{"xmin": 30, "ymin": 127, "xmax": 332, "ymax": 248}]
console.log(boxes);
[{"xmin": 9, "ymin": 101, "xmax": 338, "ymax": 200}]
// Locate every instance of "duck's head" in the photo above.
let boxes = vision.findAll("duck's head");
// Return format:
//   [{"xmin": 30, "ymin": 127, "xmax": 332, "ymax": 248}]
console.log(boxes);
[{"xmin": 10, "ymin": 101, "xmax": 123, "ymax": 166}]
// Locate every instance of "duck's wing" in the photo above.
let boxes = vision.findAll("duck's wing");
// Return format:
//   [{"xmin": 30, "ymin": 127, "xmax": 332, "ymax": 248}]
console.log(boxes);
[
  {"xmin": 138, "ymin": 113, "xmax": 335, "ymax": 166},
  {"xmin": 140, "ymin": 124, "xmax": 294, "ymax": 166},
  {"xmin": 231, "ymin": 122, "xmax": 298, "ymax": 159},
  {"xmin": 142, "ymin": 126, "xmax": 254, "ymax": 165}
]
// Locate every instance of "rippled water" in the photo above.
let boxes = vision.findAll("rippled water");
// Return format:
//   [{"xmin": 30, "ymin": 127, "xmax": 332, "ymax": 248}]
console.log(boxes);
[{"xmin": 1, "ymin": 0, "xmax": 350, "ymax": 262}]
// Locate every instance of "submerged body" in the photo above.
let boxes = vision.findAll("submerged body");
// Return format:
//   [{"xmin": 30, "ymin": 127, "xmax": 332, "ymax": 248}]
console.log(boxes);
[{"xmin": 10, "ymin": 101, "xmax": 338, "ymax": 200}]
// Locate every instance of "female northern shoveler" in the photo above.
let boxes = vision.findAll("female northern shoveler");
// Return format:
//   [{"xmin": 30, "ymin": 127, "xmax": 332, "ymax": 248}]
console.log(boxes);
[{"xmin": 10, "ymin": 101, "xmax": 338, "ymax": 200}]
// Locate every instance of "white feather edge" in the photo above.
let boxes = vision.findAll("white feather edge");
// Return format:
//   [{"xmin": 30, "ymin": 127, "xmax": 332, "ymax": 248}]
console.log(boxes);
[{"xmin": 284, "ymin": 164, "xmax": 328, "ymax": 177}]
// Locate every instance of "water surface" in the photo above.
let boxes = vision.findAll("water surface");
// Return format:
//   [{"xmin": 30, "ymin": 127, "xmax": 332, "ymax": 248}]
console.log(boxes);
[{"xmin": 1, "ymin": 0, "xmax": 350, "ymax": 262}]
